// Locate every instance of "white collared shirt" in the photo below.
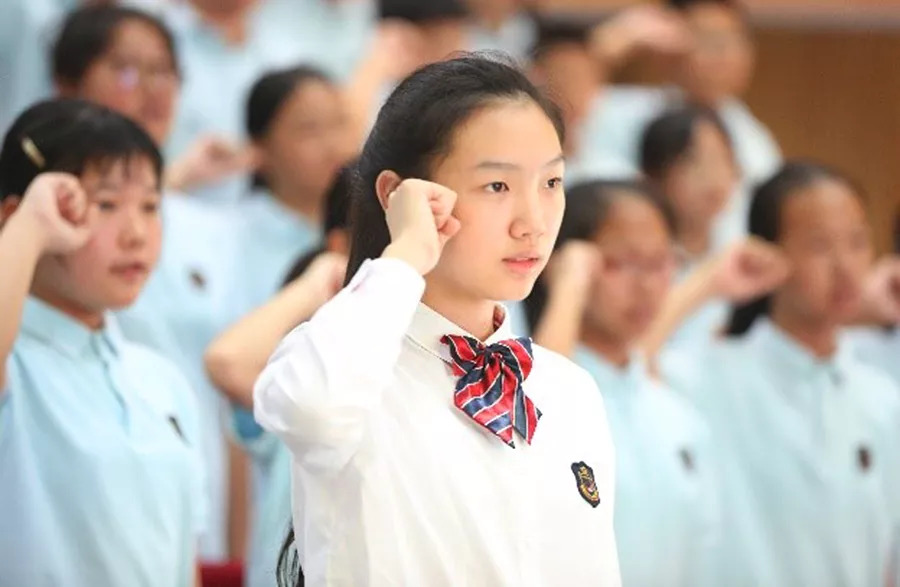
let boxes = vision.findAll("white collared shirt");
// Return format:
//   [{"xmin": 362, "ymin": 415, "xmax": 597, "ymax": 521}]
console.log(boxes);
[{"xmin": 254, "ymin": 258, "xmax": 621, "ymax": 586}]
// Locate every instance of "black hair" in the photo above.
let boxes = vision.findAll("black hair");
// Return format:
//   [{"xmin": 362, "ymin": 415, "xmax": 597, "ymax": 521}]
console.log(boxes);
[
  {"xmin": 378, "ymin": 0, "xmax": 468, "ymax": 23},
  {"xmin": 0, "ymin": 98, "xmax": 164, "ymax": 201},
  {"xmin": 724, "ymin": 161, "xmax": 862, "ymax": 336},
  {"xmin": 530, "ymin": 17, "xmax": 593, "ymax": 62},
  {"xmin": 52, "ymin": 4, "xmax": 179, "ymax": 85},
  {"xmin": 277, "ymin": 527, "xmax": 304, "ymax": 587},
  {"xmin": 280, "ymin": 161, "xmax": 357, "ymax": 287},
  {"xmin": 524, "ymin": 179, "xmax": 673, "ymax": 329},
  {"xmin": 345, "ymin": 53, "xmax": 565, "ymax": 283},
  {"xmin": 246, "ymin": 65, "xmax": 334, "ymax": 189},
  {"xmin": 640, "ymin": 105, "xmax": 733, "ymax": 182}
]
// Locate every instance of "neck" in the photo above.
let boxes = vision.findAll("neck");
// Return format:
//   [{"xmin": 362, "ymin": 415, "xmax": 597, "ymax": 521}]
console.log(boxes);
[
  {"xmin": 677, "ymin": 223, "xmax": 713, "ymax": 258},
  {"xmin": 198, "ymin": 8, "xmax": 251, "ymax": 46},
  {"xmin": 30, "ymin": 286, "xmax": 103, "ymax": 330},
  {"xmin": 422, "ymin": 285, "xmax": 497, "ymax": 341},
  {"xmin": 769, "ymin": 301, "xmax": 838, "ymax": 359},
  {"xmin": 581, "ymin": 325, "xmax": 631, "ymax": 368},
  {"xmin": 268, "ymin": 183, "xmax": 322, "ymax": 225}
]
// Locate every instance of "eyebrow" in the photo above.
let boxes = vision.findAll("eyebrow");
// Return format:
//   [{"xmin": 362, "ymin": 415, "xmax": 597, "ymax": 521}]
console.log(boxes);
[{"xmin": 473, "ymin": 154, "xmax": 565, "ymax": 171}]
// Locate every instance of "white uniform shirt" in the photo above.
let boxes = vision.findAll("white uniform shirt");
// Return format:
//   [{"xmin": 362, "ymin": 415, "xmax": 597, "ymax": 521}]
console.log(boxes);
[{"xmin": 255, "ymin": 257, "xmax": 622, "ymax": 586}]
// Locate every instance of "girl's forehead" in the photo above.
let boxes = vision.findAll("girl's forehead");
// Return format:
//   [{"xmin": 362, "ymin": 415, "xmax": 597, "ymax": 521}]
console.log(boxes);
[{"xmin": 80, "ymin": 156, "xmax": 159, "ymax": 188}]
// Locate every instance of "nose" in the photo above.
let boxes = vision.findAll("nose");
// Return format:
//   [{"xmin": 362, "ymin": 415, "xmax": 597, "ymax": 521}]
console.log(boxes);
[
  {"xmin": 510, "ymin": 187, "xmax": 548, "ymax": 241},
  {"xmin": 118, "ymin": 206, "xmax": 148, "ymax": 250}
]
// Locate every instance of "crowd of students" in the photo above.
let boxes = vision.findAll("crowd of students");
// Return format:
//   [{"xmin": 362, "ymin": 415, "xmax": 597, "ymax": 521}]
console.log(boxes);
[{"xmin": 0, "ymin": 0, "xmax": 898, "ymax": 586}]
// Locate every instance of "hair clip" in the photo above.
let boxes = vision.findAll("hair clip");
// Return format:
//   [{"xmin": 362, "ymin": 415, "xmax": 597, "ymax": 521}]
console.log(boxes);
[{"xmin": 21, "ymin": 136, "xmax": 45, "ymax": 169}]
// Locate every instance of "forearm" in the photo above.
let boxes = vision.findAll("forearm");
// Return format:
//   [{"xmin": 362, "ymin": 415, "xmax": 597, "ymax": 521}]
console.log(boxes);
[
  {"xmin": 532, "ymin": 286, "xmax": 586, "ymax": 358},
  {"xmin": 0, "ymin": 214, "xmax": 43, "ymax": 387},
  {"xmin": 205, "ymin": 278, "xmax": 326, "ymax": 410},
  {"xmin": 640, "ymin": 259, "xmax": 717, "ymax": 360}
]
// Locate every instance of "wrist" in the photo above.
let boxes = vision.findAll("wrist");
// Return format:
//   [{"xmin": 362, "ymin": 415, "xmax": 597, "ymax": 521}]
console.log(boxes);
[
  {"xmin": 382, "ymin": 239, "xmax": 431, "ymax": 276},
  {"xmin": 6, "ymin": 211, "xmax": 49, "ymax": 259}
]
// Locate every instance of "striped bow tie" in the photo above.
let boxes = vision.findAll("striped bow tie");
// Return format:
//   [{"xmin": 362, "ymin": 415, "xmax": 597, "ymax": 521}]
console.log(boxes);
[{"xmin": 440, "ymin": 334, "xmax": 540, "ymax": 448}]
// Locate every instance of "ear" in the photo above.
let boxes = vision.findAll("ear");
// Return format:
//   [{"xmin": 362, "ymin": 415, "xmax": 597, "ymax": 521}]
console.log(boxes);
[
  {"xmin": 0, "ymin": 197, "xmax": 21, "ymax": 228},
  {"xmin": 325, "ymin": 228, "xmax": 350, "ymax": 256},
  {"xmin": 374, "ymin": 170, "xmax": 402, "ymax": 212}
]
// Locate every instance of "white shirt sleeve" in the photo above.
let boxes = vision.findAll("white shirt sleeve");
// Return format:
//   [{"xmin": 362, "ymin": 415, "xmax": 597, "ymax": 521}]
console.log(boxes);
[{"xmin": 253, "ymin": 257, "xmax": 425, "ymax": 472}]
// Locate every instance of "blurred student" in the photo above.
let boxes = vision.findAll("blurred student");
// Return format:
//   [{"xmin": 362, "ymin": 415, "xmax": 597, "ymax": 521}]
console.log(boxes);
[
  {"xmin": 50, "ymin": 4, "xmax": 251, "ymax": 559},
  {"xmin": 205, "ymin": 163, "xmax": 354, "ymax": 587},
  {"xmin": 526, "ymin": 179, "xmax": 721, "ymax": 586},
  {"xmin": 640, "ymin": 105, "xmax": 740, "ymax": 347},
  {"xmin": 229, "ymin": 65, "xmax": 352, "ymax": 316},
  {"xmin": 0, "ymin": 98, "xmax": 205, "ymax": 587},
  {"xmin": 651, "ymin": 162, "xmax": 900, "ymax": 587}
]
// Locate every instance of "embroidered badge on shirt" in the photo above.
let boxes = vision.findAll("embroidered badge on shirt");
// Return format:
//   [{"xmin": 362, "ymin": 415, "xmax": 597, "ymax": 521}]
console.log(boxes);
[
  {"xmin": 571, "ymin": 462, "xmax": 600, "ymax": 508},
  {"xmin": 189, "ymin": 269, "xmax": 206, "ymax": 290},
  {"xmin": 857, "ymin": 445, "xmax": 872, "ymax": 472},
  {"xmin": 679, "ymin": 448, "xmax": 695, "ymax": 472}
]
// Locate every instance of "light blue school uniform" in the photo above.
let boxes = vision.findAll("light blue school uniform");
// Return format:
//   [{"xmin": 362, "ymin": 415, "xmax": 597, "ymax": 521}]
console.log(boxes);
[
  {"xmin": 0, "ymin": 298, "xmax": 206, "ymax": 587},
  {"xmin": 222, "ymin": 190, "xmax": 319, "ymax": 583},
  {"xmin": 227, "ymin": 189, "xmax": 322, "ymax": 316},
  {"xmin": 231, "ymin": 410, "xmax": 294, "ymax": 587},
  {"xmin": 663, "ymin": 319, "xmax": 900, "ymax": 587},
  {"xmin": 117, "ymin": 192, "xmax": 238, "ymax": 561},
  {"xmin": 466, "ymin": 12, "xmax": 537, "ymax": 63},
  {"xmin": 847, "ymin": 326, "xmax": 900, "ymax": 389},
  {"xmin": 574, "ymin": 346, "xmax": 720, "ymax": 587}
]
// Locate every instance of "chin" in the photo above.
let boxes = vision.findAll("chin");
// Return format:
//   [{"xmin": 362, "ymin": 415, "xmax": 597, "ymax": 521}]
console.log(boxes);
[
  {"xmin": 101, "ymin": 289, "xmax": 144, "ymax": 311},
  {"xmin": 491, "ymin": 278, "xmax": 539, "ymax": 303}
]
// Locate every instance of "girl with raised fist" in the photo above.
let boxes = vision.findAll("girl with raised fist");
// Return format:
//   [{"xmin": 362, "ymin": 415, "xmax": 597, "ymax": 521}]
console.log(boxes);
[
  {"xmin": 254, "ymin": 55, "xmax": 622, "ymax": 586},
  {"xmin": 656, "ymin": 161, "xmax": 900, "ymax": 587},
  {"xmin": 0, "ymin": 99, "xmax": 205, "ymax": 587},
  {"xmin": 526, "ymin": 179, "xmax": 722, "ymax": 587}
]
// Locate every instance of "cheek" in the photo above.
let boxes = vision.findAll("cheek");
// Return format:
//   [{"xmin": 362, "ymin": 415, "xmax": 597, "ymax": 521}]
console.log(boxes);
[
  {"xmin": 786, "ymin": 256, "xmax": 832, "ymax": 299},
  {"xmin": 146, "ymin": 220, "xmax": 164, "ymax": 264},
  {"xmin": 80, "ymin": 70, "xmax": 139, "ymax": 114},
  {"xmin": 542, "ymin": 192, "xmax": 566, "ymax": 246}
]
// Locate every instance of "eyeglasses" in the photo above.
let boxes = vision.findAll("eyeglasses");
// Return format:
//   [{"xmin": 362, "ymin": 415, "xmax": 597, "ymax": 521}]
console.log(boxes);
[
  {"xmin": 602, "ymin": 252, "xmax": 675, "ymax": 278},
  {"xmin": 105, "ymin": 57, "xmax": 178, "ymax": 90}
]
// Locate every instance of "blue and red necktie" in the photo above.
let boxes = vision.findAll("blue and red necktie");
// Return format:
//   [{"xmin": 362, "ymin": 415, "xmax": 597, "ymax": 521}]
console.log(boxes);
[{"xmin": 440, "ymin": 333, "xmax": 540, "ymax": 448}]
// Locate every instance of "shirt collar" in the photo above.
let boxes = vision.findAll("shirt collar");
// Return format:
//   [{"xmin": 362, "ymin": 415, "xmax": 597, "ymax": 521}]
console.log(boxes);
[
  {"xmin": 406, "ymin": 303, "xmax": 514, "ymax": 364},
  {"xmin": 750, "ymin": 318, "xmax": 853, "ymax": 382},
  {"xmin": 20, "ymin": 297, "xmax": 123, "ymax": 359},
  {"xmin": 574, "ymin": 346, "xmax": 647, "ymax": 394}
]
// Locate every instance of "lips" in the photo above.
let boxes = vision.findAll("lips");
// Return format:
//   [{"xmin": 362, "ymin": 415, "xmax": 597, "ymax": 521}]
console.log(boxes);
[
  {"xmin": 110, "ymin": 261, "xmax": 149, "ymax": 281},
  {"xmin": 502, "ymin": 254, "xmax": 542, "ymax": 274}
]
